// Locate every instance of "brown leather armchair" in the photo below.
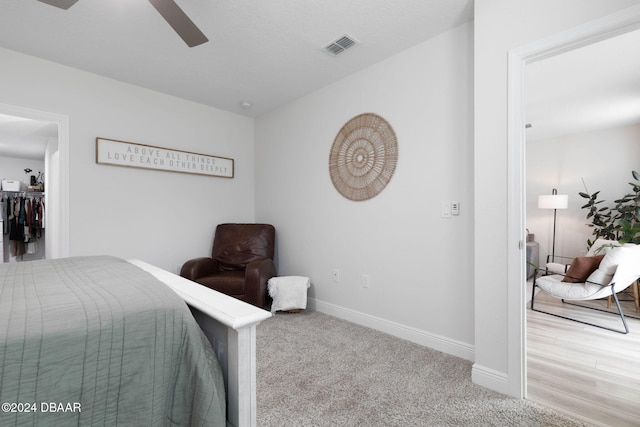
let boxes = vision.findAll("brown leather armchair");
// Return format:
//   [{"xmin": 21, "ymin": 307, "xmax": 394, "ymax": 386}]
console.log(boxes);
[{"xmin": 180, "ymin": 223, "xmax": 276, "ymax": 308}]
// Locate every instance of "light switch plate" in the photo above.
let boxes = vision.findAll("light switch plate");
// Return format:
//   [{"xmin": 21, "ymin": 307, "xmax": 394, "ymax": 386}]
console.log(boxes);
[
  {"xmin": 452, "ymin": 202, "xmax": 460, "ymax": 215},
  {"xmin": 441, "ymin": 202, "xmax": 452, "ymax": 218}
]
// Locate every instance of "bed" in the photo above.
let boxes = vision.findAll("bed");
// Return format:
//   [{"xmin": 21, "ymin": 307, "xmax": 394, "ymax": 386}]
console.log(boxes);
[{"xmin": 0, "ymin": 255, "xmax": 271, "ymax": 427}]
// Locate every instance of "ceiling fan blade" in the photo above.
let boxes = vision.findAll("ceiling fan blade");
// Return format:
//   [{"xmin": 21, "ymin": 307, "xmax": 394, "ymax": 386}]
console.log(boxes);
[
  {"xmin": 147, "ymin": 0, "xmax": 208, "ymax": 48},
  {"xmin": 37, "ymin": 0, "xmax": 79, "ymax": 9}
]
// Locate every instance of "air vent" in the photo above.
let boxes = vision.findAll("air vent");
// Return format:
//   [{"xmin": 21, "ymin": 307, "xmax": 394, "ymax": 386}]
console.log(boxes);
[{"xmin": 323, "ymin": 34, "xmax": 358, "ymax": 56}]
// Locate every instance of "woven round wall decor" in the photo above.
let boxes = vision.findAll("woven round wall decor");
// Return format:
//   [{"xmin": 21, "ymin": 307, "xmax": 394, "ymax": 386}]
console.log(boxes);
[{"xmin": 329, "ymin": 113, "xmax": 398, "ymax": 201}]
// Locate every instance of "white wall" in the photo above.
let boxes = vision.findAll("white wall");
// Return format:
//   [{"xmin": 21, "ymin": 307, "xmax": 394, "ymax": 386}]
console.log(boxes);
[
  {"xmin": 474, "ymin": 0, "xmax": 640, "ymax": 396},
  {"xmin": 527, "ymin": 124, "xmax": 640, "ymax": 263},
  {"xmin": 0, "ymin": 156, "xmax": 45, "ymax": 187},
  {"xmin": 255, "ymin": 24, "xmax": 475, "ymax": 358},
  {"xmin": 0, "ymin": 47, "xmax": 255, "ymax": 272}
]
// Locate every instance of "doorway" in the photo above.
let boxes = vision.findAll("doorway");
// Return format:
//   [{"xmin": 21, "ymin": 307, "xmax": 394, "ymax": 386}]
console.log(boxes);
[
  {"xmin": 507, "ymin": 1, "xmax": 640, "ymax": 419},
  {"xmin": 523, "ymin": 29, "xmax": 640, "ymax": 424},
  {"xmin": 0, "ymin": 103, "xmax": 69, "ymax": 259}
]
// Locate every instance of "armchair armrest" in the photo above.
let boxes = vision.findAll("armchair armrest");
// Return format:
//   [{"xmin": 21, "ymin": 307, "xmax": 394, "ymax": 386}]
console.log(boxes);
[
  {"xmin": 545, "ymin": 254, "xmax": 575, "ymax": 264},
  {"xmin": 543, "ymin": 254, "xmax": 575, "ymax": 275},
  {"xmin": 180, "ymin": 257, "xmax": 220, "ymax": 281},
  {"xmin": 545, "ymin": 262, "xmax": 570, "ymax": 275},
  {"xmin": 244, "ymin": 258, "xmax": 277, "ymax": 308}
]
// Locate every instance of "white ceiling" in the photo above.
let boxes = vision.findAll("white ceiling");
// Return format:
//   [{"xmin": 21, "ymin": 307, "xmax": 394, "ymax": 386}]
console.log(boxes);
[
  {"xmin": 525, "ymin": 28, "xmax": 640, "ymax": 142},
  {"xmin": 0, "ymin": 0, "xmax": 473, "ymax": 117},
  {"xmin": 0, "ymin": 114, "xmax": 57, "ymax": 160}
]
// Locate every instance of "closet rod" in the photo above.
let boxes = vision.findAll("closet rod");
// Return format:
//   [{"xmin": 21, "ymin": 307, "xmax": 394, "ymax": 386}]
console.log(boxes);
[{"xmin": 0, "ymin": 191, "xmax": 45, "ymax": 196}]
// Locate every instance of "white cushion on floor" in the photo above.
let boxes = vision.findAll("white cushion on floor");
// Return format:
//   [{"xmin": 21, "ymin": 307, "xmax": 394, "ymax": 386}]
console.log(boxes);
[{"xmin": 268, "ymin": 276, "xmax": 311, "ymax": 313}]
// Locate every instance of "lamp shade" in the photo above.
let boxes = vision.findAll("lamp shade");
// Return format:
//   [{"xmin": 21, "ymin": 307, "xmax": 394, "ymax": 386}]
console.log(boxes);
[{"xmin": 538, "ymin": 194, "xmax": 568, "ymax": 209}]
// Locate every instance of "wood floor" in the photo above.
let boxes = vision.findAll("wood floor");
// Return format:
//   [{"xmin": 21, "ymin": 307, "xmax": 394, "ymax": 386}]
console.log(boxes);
[{"xmin": 526, "ymin": 287, "xmax": 640, "ymax": 426}]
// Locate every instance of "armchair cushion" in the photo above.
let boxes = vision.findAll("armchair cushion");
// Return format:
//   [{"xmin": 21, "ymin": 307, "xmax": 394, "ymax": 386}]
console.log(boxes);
[
  {"xmin": 537, "ymin": 275, "xmax": 603, "ymax": 299},
  {"xmin": 196, "ymin": 270, "xmax": 246, "ymax": 295},
  {"xmin": 561, "ymin": 255, "xmax": 604, "ymax": 283},
  {"xmin": 598, "ymin": 245, "xmax": 626, "ymax": 275},
  {"xmin": 586, "ymin": 268, "xmax": 614, "ymax": 286},
  {"xmin": 213, "ymin": 224, "xmax": 275, "ymax": 271},
  {"xmin": 586, "ymin": 238, "xmax": 620, "ymax": 257}
]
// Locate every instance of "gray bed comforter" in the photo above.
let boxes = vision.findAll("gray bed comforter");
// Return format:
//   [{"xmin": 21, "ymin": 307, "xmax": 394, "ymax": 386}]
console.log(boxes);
[{"xmin": 0, "ymin": 256, "xmax": 225, "ymax": 426}]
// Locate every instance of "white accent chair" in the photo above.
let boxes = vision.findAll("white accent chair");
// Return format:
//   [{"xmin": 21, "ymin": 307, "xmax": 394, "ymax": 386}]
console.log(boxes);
[{"xmin": 531, "ymin": 243, "xmax": 640, "ymax": 334}]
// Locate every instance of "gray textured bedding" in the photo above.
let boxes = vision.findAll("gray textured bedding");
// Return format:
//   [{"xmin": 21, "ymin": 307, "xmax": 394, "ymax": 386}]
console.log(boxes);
[{"xmin": 0, "ymin": 256, "xmax": 225, "ymax": 426}]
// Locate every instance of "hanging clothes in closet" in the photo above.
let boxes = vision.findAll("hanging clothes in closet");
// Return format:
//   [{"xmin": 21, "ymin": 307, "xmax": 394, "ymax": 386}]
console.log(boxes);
[{"xmin": 3, "ymin": 194, "xmax": 45, "ymax": 258}]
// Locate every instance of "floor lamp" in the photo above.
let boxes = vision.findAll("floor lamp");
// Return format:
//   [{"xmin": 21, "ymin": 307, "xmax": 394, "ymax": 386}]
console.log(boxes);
[{"xmin": 538, "ymin": 188, "xmax": 568, "ymax": 263}]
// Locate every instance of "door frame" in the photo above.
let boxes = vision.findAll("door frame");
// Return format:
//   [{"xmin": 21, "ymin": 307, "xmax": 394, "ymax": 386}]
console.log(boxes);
[
  {"xmin": 507, "ymin": 4, "xmax": 640, "ymax": 398},
  {"xmin": 0, "ymin": 103, "xmax": 70, "ymax": 258}
]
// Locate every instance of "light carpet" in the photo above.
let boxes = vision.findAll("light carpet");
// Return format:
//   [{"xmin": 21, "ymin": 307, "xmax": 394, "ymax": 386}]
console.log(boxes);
[{"xmin": 256, "ymin": 310, "xmax": 585, "ymax": 426}]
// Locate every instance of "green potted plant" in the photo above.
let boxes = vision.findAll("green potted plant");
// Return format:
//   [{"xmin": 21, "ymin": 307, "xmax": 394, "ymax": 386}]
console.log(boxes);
[{"xmin": 580, "ymin": 170, "xmax": 640, "ymax": 247}]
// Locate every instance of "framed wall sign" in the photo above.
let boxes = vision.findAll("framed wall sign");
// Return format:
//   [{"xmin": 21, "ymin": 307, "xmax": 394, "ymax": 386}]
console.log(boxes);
[{"xmin": 96, "ymin": 137, "xmax": 234, "ymax": 178}]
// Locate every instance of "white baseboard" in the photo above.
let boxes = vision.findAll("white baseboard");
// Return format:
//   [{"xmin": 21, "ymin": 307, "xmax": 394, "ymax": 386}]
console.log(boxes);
[
  {"xmin": 471, "ymin": 363, "xmax": 511, "ymax": 396},
  {"xmin": 307, "ymin": 298, "xmax": 475, "ymax": 362}
]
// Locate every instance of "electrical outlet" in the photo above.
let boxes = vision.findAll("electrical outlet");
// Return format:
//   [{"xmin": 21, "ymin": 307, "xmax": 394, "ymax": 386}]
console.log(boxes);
[
  {"xmin": 332, "ymin": 268, "xmax": 340, "ymax": 283},
  {"xmin": 362, "ymin": 274, "xmax": 370, "ymax": 288}
]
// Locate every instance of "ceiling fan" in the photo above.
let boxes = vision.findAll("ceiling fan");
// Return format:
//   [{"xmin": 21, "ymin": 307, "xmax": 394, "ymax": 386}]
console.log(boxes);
[{"xmin": 37, "ymin": 0, "xmax": 208, "ymax": 47}]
